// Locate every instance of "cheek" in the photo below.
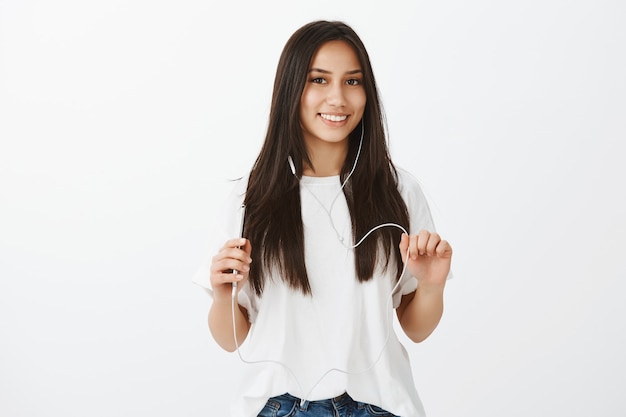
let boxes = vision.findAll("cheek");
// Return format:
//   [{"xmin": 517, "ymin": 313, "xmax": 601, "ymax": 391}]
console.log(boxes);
[
  {"xmin": 301, "ymin": 89, "xmax": 322, "ymax": 113},
  {"xmin": 351, "ymin": 91, "xmax": 366, "ymax": 114}
]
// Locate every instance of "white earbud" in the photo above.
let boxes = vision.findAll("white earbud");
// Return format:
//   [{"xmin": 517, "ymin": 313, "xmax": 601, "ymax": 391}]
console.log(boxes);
[{"xmin": 288, "ymin": 155, "xmax": 296, "ymax": 176}]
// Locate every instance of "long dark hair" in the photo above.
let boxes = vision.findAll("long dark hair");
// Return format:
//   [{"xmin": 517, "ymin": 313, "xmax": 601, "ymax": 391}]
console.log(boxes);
[{"xmin": 244, "ymin": 20, "xmax": 409, "ymax": 296}]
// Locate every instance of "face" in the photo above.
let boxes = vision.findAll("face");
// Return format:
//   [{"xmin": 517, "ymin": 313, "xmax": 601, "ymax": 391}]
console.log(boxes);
[{"xmin": 299, "ymin": 40, "xmax": 366, "ymax": 151}]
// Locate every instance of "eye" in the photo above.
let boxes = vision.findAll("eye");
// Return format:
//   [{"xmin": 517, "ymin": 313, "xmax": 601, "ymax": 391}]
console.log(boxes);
[
  {"xmin": 346, "ymin": 78, "xmax": 361, "ymax": 86},
  {"xmin": 310, "ymin": 77, "xmax": 326, "ymax": 84}
]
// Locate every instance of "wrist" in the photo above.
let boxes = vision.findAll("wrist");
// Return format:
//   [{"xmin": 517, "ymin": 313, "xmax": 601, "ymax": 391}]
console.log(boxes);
[
  {"xmin": 416, "ymin": 282, "xmax": 445, "ymax": 297},
  {"xmin": 212, "ymin": 291, "xmax": 236, "ymax": 307}
]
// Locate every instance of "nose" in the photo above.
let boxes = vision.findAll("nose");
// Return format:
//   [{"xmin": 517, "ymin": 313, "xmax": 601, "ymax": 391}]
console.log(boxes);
[{"xmin": 325, "ymin": 82, "xmax": 346, "ymax": 107}]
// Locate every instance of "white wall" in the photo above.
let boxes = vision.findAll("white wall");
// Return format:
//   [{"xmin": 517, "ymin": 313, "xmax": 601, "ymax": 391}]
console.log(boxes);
[{"xmin": 1, "ymin": 1, "xmax": 624, "ymax": 416}]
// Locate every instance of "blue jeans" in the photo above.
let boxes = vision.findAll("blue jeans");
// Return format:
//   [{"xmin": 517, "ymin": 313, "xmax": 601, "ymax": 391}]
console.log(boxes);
[{"xmin": 256, "ymin": 392, "xmax": 399, "ymax": 417}]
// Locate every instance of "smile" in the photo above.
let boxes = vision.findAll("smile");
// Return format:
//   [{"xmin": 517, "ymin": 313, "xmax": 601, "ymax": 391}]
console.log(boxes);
[{"xmin": 320, "ymin": 113, "xmax": 348, "ymax": 122}]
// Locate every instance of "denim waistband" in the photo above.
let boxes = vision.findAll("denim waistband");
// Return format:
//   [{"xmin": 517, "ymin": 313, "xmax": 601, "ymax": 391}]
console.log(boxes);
[
  {"xmin": 272, "ymin": 392, "xmax": 361, "ymax": 411},
  {"xmin": 261, "ymin": 392, "xmax": 399, "ymax": 416}
]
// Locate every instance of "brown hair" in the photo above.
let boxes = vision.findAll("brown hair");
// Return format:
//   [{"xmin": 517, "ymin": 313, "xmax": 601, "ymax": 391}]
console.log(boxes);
[{"xmin": 244, "ymin": 20, "xmax": 409, "ymax": 296}]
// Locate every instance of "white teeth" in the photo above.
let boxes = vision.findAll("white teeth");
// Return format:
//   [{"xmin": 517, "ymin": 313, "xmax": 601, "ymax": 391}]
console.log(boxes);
[{"xmin": 320, "ymin": 114, "xmax": 348, "ymax": 122}]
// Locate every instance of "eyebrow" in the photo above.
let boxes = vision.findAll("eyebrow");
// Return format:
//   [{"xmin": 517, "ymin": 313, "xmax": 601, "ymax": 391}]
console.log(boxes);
[{"xmin": 309, "ymin": 68, "xmax": 363, "ymax": 75}]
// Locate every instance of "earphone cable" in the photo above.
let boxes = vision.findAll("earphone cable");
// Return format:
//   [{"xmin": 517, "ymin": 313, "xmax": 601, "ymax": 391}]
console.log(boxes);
[{"xmin": 230, "ymin": 120, "xmax": 414, "ymax": 403}]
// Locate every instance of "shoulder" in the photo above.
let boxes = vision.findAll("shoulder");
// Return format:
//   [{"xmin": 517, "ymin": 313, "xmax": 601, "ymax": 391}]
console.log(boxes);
[
  {"xmin": 394, "ymin": 166, "xmax": 428, "ymax": 203},
  {"xmin": 394, "ymin": 165, "xmax": 436, "ymax": 231}
]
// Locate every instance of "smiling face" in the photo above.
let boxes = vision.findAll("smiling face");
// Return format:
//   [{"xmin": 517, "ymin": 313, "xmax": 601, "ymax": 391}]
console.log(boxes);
[{"xmin": 299, "ymin": 40, "xmax": 366, "ymax": 160}]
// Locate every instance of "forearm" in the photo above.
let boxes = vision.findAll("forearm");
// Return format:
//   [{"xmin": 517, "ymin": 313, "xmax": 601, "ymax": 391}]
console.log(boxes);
[
  {"xmin": 399, "ymin": 284, "xmax": 445, "ymax": 343},
  {"xmin": 208, "ymin": 297, "xmax": 251, "ymax": 352}
]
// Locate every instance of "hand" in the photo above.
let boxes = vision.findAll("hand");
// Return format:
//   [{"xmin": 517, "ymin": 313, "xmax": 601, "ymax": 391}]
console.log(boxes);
[
  {"xmin": 399, "ymin": 231, "xmax": 452, "ymax": 289},
  {"xmin": 210, "ymin": 238, "xmax": 252, "ymax": 302}
]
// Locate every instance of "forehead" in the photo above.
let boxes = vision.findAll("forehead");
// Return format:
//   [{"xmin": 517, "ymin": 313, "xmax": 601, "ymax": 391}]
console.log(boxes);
[{"xmin": 309, "ymin": 40, "xmax": 361, "ymax": 70}]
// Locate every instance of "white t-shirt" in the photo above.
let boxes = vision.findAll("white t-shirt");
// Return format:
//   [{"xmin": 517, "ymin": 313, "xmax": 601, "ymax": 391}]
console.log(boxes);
[{"xmin": 193, "ymin": 167, "xmax": 444, "ymax": 417}]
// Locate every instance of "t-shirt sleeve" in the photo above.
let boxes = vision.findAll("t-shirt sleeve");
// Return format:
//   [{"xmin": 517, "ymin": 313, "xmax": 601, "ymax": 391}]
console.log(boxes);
[
  {"xmin": 392, "ymin": 168, "xmax": 453, "ymax": 307},
  {"xmin": 191, "ymin": 177, "xmax": 257, "ymax": 321}
]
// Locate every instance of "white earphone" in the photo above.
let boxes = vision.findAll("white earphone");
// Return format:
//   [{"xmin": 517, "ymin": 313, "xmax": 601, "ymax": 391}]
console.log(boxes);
[{"xmin": 288, "ymin": 155, "xmax": 297, "ymax": 176}]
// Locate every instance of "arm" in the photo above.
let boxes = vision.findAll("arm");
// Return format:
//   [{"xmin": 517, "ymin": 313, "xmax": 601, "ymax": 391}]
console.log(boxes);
[
  {"xmin": 208, "ymin": 238, "xmax": 253, "ymax": 352},
  {"xmin": 396, "ymin": 230, "xmax": 452, "ymax": 343}
]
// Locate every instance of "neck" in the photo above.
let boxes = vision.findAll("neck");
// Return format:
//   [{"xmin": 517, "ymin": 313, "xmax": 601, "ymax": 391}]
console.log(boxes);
[{"xmin": 303, "ymin": 141, "xmax": 348, "ymax": 177}]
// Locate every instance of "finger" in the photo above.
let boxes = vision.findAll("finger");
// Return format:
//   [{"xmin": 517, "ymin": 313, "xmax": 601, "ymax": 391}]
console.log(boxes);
[
  {"xmin": 409, "ymin": 234, "xmax": 419, "ymax": 260},
  {"xmin": 212, "ymin": 257, "xmax": 250, "ymax": 275},
  {"xmin": 213, "ymin": 270, "xmax": 245, "ymax": 286},
  {"xmin": 417, "ymin": 230, "xmax": 430, "ymax": 256},
  {"xmin": 425, "ymin": 232, "xmax": 441, "ymax": 256},
  {"xmin": 399, "ymin": 233, "xmax": 410, "ymax": 262},
  {"xmin": 241, "ymin": 238, "xmax": 253, "ymax": 257},
  {"xmin": 435, "ymin": 240, "xmax": 453, "ymax": 258},
  {"xmin": 210, "ymin": 255, "xmax": 248, "ymax": 282},
  {"xmin": 399, "ymin": 233, "xmax": 408, "ymax": 251},
  {"xmin": 218, "ymin": 245, "xmax": 253, "ymax": 265},
  {"xmin": 223, "ymin": 238, "xmax": 248, "ymax": 250},
  {"xmin": 211, "ymin": 249, "xmax": 249, "ymax": 275}
]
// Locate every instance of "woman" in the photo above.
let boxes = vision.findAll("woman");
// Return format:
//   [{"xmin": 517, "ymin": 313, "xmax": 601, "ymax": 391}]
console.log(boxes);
[{"xmin": 194, "ymin": 20, "xmax": 452, "ymax": 417}]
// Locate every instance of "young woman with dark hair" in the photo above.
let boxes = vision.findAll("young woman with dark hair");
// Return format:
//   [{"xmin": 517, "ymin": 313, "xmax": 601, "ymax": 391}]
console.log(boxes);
[{"xmin": 194, "ymin": 20, "xmax": 453, "ymax": 417}]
